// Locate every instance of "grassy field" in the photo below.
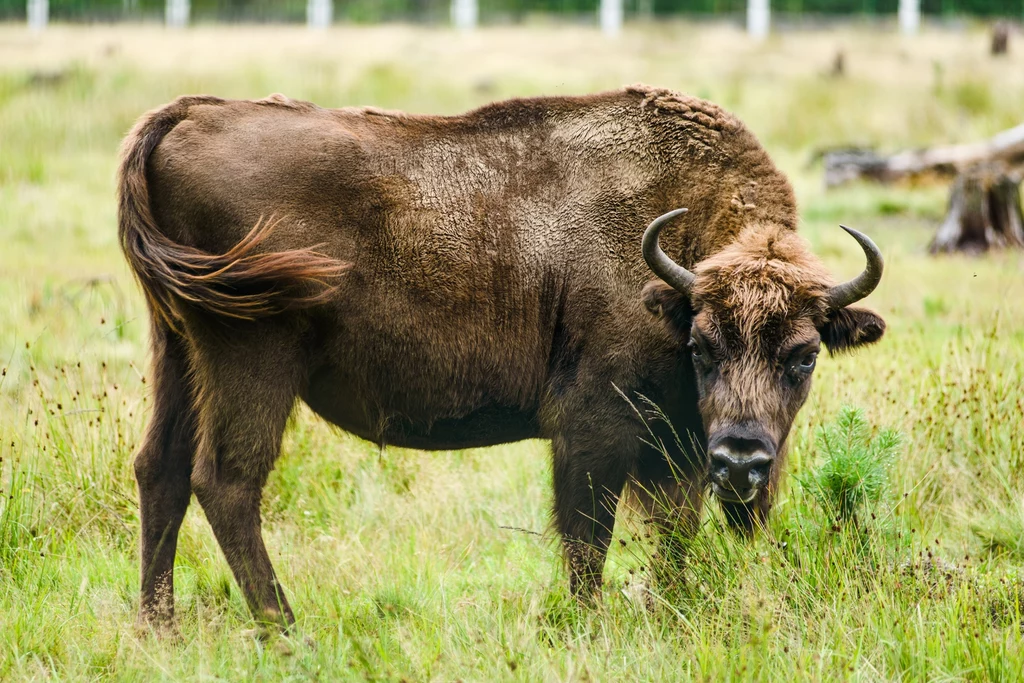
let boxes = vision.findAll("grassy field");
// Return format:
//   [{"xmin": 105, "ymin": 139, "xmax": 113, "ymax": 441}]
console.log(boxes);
[{"xmin": 2, "ymin": 22, "xmax": 1024, "ymax": 681}]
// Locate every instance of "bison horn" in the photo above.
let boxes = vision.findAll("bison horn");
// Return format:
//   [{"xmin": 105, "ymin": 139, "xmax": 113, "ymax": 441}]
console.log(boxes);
[
  {"xmin": 642, "ymin": 208, "xmax": 696, "ymax": 295},
  {"xmin": 826, "ymin": 226, "xmax": 884, "ymax": 310}
]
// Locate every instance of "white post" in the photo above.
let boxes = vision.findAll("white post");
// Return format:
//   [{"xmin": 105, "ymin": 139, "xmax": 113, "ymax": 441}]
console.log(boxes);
[
  {"xmin": 600, "ymin": 0, "xmax": 623, "ymax": 38},
  {"xmin": 27, "ymin": 0, "xmax": 48, "ymax": 31},
  {"xmin": 166, "ymin": 0, "xmax": 189, "ymax": 28},
  {"xmin": 451, "ymin": 0, "xmax": 477, "ymax": 31},
  {"xmin": 307, "ymin": 0, "xmax": 331, "ymax": 29},
  {"xmin": 747, "ymin": 0, "xmax": 770, "ymax": 40},
  {"xmin": 898, "ymin": 0, "xmax": 920, "ymax": 36}
]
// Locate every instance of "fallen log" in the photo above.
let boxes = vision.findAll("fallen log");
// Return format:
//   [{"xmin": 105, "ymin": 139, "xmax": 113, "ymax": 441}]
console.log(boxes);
[{"xmin": 824, "ymin": 123, "xmax": 1024, "ymax": 188}]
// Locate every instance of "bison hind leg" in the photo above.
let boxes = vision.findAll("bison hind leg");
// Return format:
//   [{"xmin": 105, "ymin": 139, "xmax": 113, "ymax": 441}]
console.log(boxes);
[
  {"xmin": 134, "ymin": 321, "xmax": 197, "ymax": 632},
  {"xmin": 187, "ymin": 321, "xmax": 305, "ymax": 628}
]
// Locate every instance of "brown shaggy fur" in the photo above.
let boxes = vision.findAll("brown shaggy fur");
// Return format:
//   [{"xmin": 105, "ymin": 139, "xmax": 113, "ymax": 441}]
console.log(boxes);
[
  {"xmin": 118, "ymin": 96, "xmax": 349, "ymax": 329},
  {"xmin": 120, "ymin": 85, "xmax": 883, "ymax": 628}
]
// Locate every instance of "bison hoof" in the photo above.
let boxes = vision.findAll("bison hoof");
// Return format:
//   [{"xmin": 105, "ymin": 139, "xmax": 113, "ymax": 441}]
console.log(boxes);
[
  {"xmin": 134, "ymin": 613, "xmax": 182, "ymax": 641},
  {"xmin": 621, "ymin": 577, "xmax": 657, "ymax": 612},
  {"xmin": 239, "ymin": 627, "xmax": 316, "ymax": 654}
]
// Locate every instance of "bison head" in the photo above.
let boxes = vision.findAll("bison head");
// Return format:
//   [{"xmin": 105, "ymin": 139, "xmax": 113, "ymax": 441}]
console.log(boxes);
[{"xmin": 641, "ymin": 209, "xmax": 884, "ymax": 513}]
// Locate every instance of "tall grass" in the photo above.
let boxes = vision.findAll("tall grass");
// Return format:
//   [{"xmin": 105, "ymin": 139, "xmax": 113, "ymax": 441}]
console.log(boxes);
[{"xmin": 2, "ymin": 23, "xmax": 1024, "ymax": 680}]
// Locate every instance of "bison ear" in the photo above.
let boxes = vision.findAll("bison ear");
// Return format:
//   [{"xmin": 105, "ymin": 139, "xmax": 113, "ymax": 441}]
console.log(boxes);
[
  {"xmin": 820, "ymin": 306, "xmax": 885, "ymax": 355},
  {"xmin": 643, "ymin": 280, "xmax": 693, "ymax": 344}
]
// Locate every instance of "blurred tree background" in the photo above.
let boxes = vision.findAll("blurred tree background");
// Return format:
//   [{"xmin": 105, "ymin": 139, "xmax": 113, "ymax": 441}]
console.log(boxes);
[{"xmin": 0, "ymin": 0, "xmax": 1022, "ymax": 22}]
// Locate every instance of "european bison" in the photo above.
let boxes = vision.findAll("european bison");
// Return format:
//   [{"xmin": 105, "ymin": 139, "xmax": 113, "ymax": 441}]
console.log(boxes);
[{"xmin": 119, "ymin": 85, "xmax": 884, "ymax": 628}]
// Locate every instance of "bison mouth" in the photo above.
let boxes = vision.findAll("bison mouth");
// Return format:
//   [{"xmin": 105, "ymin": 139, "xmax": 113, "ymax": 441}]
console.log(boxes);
[{"xmin": 711, "ymin": 483, "xmax": 759, "ymax": 504}]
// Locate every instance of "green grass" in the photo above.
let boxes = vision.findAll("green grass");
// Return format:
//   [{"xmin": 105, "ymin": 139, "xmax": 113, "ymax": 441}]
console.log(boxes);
[{"xmin": 2, "ymin": 22, "xmax": 1024, "ymax": 681}]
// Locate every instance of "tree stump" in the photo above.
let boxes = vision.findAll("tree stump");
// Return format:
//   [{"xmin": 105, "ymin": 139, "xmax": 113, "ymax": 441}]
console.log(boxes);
[
  {"xmin": 830, "ymin": 49, "xmax": 845, "ymax": 78},
  {"xmin": 991, "ymin": 21, "xmax": 1010, "ymax": 56},
  {"xmin": 930, "ymin": 164, "xmax": 1024, "ymax": 253}
]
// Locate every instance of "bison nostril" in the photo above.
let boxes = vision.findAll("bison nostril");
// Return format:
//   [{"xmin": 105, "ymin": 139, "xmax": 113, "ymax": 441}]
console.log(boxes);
[
  {"xmin": 748, "ymin": 463, "xmax": 770, "ymax": 488},
  {"xmin": 712, "ymin": 465, "xmax": 730, "ymax": 486}
]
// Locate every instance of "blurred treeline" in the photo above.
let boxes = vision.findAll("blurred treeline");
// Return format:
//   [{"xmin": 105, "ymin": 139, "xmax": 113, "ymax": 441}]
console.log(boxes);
[{"xmin": 0, "ymin": 0, "xmax": 1021, "ymax": 23}]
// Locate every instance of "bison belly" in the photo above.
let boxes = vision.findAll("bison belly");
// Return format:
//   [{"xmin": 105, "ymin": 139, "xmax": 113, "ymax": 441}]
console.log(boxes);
[{"xmin": 299, "ymin": 296, "xmax": 551, "ymax": 449}]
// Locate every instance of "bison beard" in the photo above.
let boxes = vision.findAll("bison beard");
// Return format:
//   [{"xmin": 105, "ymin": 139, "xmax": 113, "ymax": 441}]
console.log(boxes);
[{"xmin": 119, "ymin": 86, "xmax": 884, "ymax": 630}]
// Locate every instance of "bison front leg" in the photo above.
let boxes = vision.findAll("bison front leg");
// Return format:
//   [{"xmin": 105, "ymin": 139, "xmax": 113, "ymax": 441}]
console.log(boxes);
[
  {"xmin": 631, "ymin": 444, "xmax": 706, "ymax": 540},
  {"xmin": 630, "ymin": 474, "xmax": 705, "ymax": 594},
  {"xmin": 551, "ymin": 433, "xmax": 630, "ymax": 600}
]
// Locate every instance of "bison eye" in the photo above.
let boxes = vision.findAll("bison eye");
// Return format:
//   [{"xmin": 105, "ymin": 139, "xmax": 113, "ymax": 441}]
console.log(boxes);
[
  {"xmin": 797, "ymin": 352, "xmax": 818, "ymax": 371},
  {"xmin": 689, "ymin": 342, "xmax": 705, "ymax": 363}
]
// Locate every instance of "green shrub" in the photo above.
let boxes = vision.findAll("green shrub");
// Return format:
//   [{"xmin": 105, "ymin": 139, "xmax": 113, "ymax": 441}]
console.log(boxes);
[{"xmin": 801, "ymin": 406, "xmax": 900, "ymax": 524}]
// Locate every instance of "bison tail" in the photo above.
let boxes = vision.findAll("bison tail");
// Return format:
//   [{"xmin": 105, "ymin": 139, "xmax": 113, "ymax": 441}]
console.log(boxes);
[{"xmin": 117, "ymin": 97, "xmax": 349, "ymax": 327}]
